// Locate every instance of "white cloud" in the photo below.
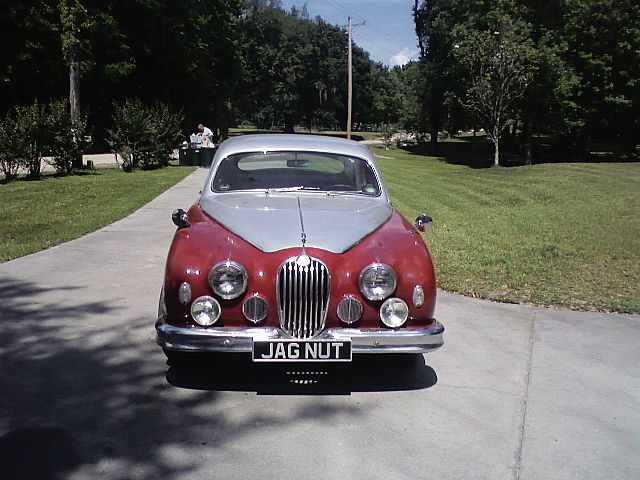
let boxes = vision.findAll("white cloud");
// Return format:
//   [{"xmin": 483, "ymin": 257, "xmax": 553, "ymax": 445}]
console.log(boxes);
[
  {"xmin": 339, "ymin": 0, "xmax": 407, "ymax": 4},
  {"xmin": 389, "ymin": 47, "xmax": 417, "ymax": 67}
]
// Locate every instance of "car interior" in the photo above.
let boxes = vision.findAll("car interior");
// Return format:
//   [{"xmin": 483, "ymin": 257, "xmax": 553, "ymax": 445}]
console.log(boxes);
[{"xmin": 212, "ymin": 151, "xmax": 381, "ymax": 195}]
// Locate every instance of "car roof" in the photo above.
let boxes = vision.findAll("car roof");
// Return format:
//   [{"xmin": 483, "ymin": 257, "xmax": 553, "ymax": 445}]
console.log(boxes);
[
  {"xmin": 202, "ymin": 133, "xmax": 389, "ymax": 202},
  {"xmin": 214, "ymin": 134, "xmax": 375, "ymax": 162}
]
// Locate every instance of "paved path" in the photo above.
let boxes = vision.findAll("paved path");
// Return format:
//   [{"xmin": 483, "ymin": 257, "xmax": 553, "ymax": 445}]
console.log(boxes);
[
  {"xmin": 32, "ymin": 153, "xmax": 122, "ymax": 173},
  {"xmin": 0, "ymin": 168, "xmax": 638, "ymax": 480}
]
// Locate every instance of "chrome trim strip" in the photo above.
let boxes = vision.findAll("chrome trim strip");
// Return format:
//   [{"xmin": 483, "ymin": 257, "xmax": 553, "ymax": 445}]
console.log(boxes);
[{"xmin": 156, "ymin": 319, "xmax": 444, "ymax": 354}]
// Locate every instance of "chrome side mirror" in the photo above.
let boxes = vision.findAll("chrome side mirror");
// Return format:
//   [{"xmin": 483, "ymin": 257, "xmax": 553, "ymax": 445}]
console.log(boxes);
[
  {"xmin": 415, "ymin": 213, "xmax": 433, "ymax": 232},
  {"xmin": 172, "ymin": 209, "xmax": 190, "ymax": 228}
]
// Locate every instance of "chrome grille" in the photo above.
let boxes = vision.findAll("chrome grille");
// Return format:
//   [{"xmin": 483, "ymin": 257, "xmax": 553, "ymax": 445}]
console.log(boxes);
[{"xmin": 277, "ymin": 257, "xmax": 330, "ymax": 338}]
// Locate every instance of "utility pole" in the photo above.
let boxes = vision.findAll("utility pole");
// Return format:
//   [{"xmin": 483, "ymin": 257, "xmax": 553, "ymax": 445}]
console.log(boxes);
[{"xmin": 346, "ymin": 17, "xmax": 364, "ymax": 139}]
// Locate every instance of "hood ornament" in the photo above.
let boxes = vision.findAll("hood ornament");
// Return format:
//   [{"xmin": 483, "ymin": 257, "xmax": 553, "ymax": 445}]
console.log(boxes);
[{"xmin": 296, "ymin": 197, "xmax": 311, "ymax": 267}]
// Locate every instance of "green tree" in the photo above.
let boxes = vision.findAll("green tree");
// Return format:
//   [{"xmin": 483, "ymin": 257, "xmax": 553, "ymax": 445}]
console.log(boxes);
[
  {"xmin": 412, "ymin": 0, "xmax": 640, "ymax": 161},
  {"xmin": 413, "ymin": 0, "xmax": 461, "ymax": 143},
  {"xmin": 561, "ymin": 0, "xmax": 640, "ymax": 155},
  {"xmin": 0, "ymin": 1, "xmax": 64, "ymax": 114},
  {"xmin": 454, "ymin": 16, "xmax": 537, "ymax": 166},
  {"xmin": 81, "ymin": 0, "xmax": 242, "ymax": 141},
  {"xmin": 58, "ymin": 0, "xmax": 93, "ymax": 168}
]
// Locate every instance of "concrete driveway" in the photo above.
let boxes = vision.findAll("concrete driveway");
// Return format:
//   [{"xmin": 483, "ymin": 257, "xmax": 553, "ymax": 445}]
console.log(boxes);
[{"xmin": 0, "ymin": 168, "xmax": 637, "ymax": 480}]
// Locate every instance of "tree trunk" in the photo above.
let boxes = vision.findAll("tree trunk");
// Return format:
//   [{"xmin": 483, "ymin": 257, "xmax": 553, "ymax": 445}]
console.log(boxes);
[
  {"xmin": 26, "ymin": 140, "xmax": 40, "ymax": 179},
  {"xmin": 69, "ymin": 61, "xmax": 80, "ymax": 121},
  {"xmin": 576, "ymin": 128, "xmax": 590, "ymax": 160},
  {"xmin": 493, "ymin": 139, "xmax": 500, "ymax": 167},
  {"xmin": 430, "ymin": 125, "xmax": 438, "ymax": 145},
  {"xmin": 522, "ymin": 114, "xmax": 532, "ymax": 165},
  {"xmin": 28, "ymin": 155, "xmax": 41, "ymax": 180},
  {"xmin": 69, "ymin": 60, "xmax": 83, "ymax": 169},
  {"xmin": 284, "ymin": 116, "xmax": 295, "ymax": 134},
  {"xmin": 218, "ymin": 124, "xmax": 229, "ymax": 141}
]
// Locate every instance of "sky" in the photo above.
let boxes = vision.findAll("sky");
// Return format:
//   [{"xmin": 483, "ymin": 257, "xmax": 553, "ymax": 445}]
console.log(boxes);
[{"xmin": 280, "ymin": 0, "xmax": 419, "ymax": 67}]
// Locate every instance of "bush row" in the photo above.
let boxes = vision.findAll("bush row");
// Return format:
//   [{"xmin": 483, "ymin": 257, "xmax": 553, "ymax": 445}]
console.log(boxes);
[
  {"xmin": 0, "ymin": 98, "xmax": 184, "ymax": 181},
  {"xmin": 0, "ymin": 99, "xmax": 90, "ymax": 181}
]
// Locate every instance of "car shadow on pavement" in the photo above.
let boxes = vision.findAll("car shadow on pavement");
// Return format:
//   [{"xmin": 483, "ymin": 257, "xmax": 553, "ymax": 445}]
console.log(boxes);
[
  {"xmin": 166, "ymin": 352, "xmax": 438, "ymax": 395},
  {"xmin": 1, "ymin": 276, "xmax": 370, "ymax": 479}
]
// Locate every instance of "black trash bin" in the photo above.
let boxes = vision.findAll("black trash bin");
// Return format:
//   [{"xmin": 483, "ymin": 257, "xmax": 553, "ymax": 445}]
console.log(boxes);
[
  {"xmin": 179, "ymin": 147, "xmax": 215, "ymax": 167},
  {"xmin": 178, "ymin": 148, "xmax": 190, "ymax": 165},
  {"xmin": 200, "ymin": 148, "xmax": 215, "ymax": 167}
]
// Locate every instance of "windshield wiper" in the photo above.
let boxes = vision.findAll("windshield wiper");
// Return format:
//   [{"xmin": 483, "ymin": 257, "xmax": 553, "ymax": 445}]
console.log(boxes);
[
  {"xmin": 266, "ymin": 186, "xmax": 321, "ymax": 194},
  {"xmin": 326, "ymin": 190, "xmax": 368, "ymax": 196}
]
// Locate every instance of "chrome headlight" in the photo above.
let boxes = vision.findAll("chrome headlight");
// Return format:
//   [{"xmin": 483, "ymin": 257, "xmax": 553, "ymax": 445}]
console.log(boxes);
[
  {"xmin": 208, "ymin": 261, "xmax": 247, "ymax": 300},
  {"xmin": 358, "ymin": 263, "xmax": 397, "ymax": 301},
  {"xmin": 380, "ymin": 298, "xmax": 409, "ymax": 328},
  {"xmin": 191, "ymin": 296, "xmax": 221, "ymax": 326}
]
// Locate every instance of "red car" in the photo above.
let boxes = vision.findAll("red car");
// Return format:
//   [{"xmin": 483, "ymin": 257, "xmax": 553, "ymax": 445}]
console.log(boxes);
[{"xmin": 156, "ymin": 134, "xmax": 444, "ymax": 362}]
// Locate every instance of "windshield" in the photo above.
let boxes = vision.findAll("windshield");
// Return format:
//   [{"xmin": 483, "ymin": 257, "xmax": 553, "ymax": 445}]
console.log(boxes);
[{"xmin": 212, "ymin": 151, "xmax": 381, "ymax": 196}]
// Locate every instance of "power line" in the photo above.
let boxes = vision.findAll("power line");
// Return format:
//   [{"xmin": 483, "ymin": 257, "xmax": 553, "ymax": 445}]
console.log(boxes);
[
  {"xmin": 350, "ymin": 30, "xmax": 417, "ymax": 64},
  {"xmin": 315, "ymin": 0, "xmax": 410, "ymax": 49},
  {"xmin": 312, "ymin": 0, "xmax": 418, "ymax": 62},
  {"xmin": 290, "ymin": 1, "xmax": 417, "ymax": 64}
]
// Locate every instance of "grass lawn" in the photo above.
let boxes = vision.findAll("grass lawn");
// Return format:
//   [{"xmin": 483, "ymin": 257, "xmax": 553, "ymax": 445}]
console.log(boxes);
[
  {"xmin": 0, "ymin": 165, "xmax": 195, "ymax": 263},
  {"xmin": 372, "ymin": 144, "xmax": 639, "ymax": 313}
]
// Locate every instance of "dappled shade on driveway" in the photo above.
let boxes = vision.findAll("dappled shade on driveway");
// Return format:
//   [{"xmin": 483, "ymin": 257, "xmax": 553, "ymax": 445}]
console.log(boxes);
[{"xmin": 0, "ymin": 168, "xmax": 638, "ymax": 480}]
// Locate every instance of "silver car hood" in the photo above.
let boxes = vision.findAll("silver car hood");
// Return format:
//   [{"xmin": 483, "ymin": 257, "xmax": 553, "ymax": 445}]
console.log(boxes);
[{"xmin": 199, "ymin": 193, "xmax": 393, "ymax": 253}]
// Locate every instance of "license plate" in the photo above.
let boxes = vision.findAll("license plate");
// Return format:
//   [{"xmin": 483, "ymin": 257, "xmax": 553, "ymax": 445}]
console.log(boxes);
[{"xmin": 252, "ymin": 340, "xmax": 352, "ymax": 362}]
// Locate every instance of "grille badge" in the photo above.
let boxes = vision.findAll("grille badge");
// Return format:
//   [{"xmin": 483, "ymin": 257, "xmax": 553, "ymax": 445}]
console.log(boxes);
[{"xmin": 296, "ymin": 254, "xmax": 311, "ymax": 267}]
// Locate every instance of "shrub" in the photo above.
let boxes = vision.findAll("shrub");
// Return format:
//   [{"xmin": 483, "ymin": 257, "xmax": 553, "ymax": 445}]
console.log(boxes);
[
  {"xmin": 16, "ymin": 103, "xmax": 44, "ymax": 179},
  {"xmin": 381, "ymin": 123, "xmax": 397, "ymax": 149},
  {"xmin": 0, "ymin": 102, "xmax": 44, "ymax": 181},
  {"xmin": 107, "ymin": 99, "xmax": 183, "ymax": 172},
  {"xmin": 0, "ymin": 114, "xmax": 23, "ymax": 181},
  {"xmin": 150, "ymin": 102, "xmax": 184, "ymax": 167},
  {"xmin": 43, "ymin": 99, "xmax": 92, "ymax": 175}
]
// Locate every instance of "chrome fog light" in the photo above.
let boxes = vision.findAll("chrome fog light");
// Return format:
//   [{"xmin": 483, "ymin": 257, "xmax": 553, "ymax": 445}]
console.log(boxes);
[
  {"xmin": 243, "ymin": 294, "xmax": 268, "ymax": 323},
  {"xmin": 337, "ymin": 296, "xmax": 363, "ymax": 324},
  {"xmin": 380, "ymin": 298, "xmax": 409, "ymax": 328},
  {"xmin": 412, "ymin": 285, "xmax": 424, "ymax": 308},
  {"xmin": 208, "ymin": 261, "xmax": 247, "ymax": 300},
  {"xmin": 190, "ymin": 296, "xmax": 221, "ymax": 326},
  {"xmin": 359, "ymin": 263, "xmax": 397, "ymax": 301},
  {"xmin": 178, "ymin": 282, "xmax": 192, "ymax": 305}
]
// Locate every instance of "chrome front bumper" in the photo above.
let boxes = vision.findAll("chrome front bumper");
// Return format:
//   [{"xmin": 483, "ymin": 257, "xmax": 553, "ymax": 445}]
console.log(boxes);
[{"xmin": 156, "ymin": 318, "xmax": 444, "ymax": 354}]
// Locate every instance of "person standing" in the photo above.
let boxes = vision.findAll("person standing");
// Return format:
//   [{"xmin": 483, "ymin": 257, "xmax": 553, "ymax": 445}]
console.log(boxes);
[{"xmin": 196, "ymin": 123, "xmax": 214, "ymax": 144}]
